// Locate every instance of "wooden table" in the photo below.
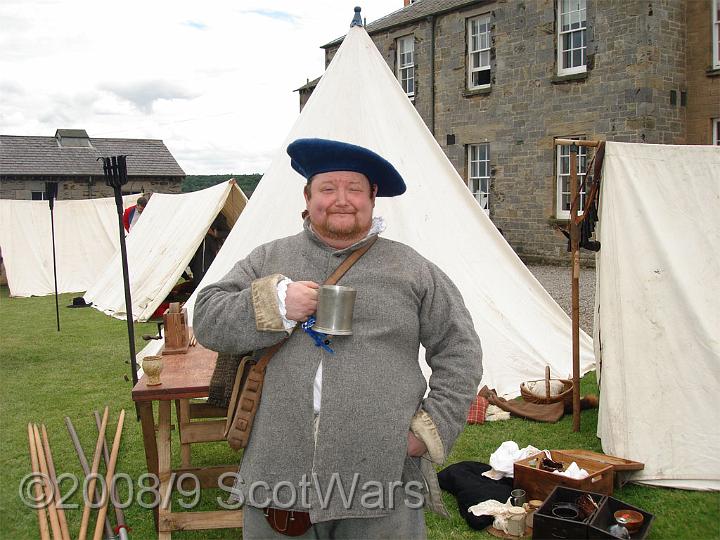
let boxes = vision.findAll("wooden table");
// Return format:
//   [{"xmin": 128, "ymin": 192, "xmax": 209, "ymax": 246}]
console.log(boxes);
[{"xmin": 132, "ymin": 345, "xmax": 243, "ymax": 538}]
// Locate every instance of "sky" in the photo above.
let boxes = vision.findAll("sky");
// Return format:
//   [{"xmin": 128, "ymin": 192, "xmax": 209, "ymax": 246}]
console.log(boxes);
[{"xmin": 0, "ymin": 0, "xmax": 400, "ymax": 174}]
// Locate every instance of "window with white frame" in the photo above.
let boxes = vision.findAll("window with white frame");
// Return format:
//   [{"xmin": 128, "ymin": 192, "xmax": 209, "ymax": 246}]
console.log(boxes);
[
  {"xmin": 556, "ymin": 137, "xmax": 588, "ymax": 219},
  {"xmin": 557, "ymin": 0, "xmax": 587, "ymax": 76},
  {"xmin": 714, "ymin": 0, "xmax": 720, "ymax": 69},
  {"xmin": 31, "ymin": 191, "xmax": 48, "ymax": 200},
  {"xmin": 713, "ymin": 118, "xmax": 719, "ymax": 145},
  {"xmin": 468, "ymin": 143, "xmax": 490, "ymax": 213},
  {"xmin": 397, "ymin": 35, "xmax": 415, "ymax": 98},
  {"xmin": 468, "ymin": 15, "xmax": 491, "ymax": 89}
]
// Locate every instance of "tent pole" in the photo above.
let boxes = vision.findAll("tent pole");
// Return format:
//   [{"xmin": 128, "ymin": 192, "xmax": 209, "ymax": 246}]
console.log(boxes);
[
  {"xmin": 46, "ymin": 183, "xmax": 60, "ymax": 332},
  {"xmin": 569, "ymin": 144, "xmax": 581, "ymax": 432}
]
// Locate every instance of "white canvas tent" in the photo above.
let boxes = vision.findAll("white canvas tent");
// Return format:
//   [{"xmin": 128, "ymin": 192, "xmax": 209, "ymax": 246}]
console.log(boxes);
[
  {"xmin": 141, "ymin": 25, "xmax": 594, "ymax": 398},
  {"xmin": 0, "ymin": 194, "xmax": 135, "ymax": 297},
  {"xmin": 85, "ymin": 181, "xmax": 247, "ymax": 321},
  {"xmin": 595, "ymin": 142, "xmax": 720, "ymax": 490}
]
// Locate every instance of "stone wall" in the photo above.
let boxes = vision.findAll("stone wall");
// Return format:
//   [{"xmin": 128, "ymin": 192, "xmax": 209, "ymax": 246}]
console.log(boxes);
[
  {"xmin": 325, "ymin": 0, "xmax": 696, "ymax": 264},
  {"xmin": 686, "ymin": 0, "xmax": 720, "ymax": 144},
  {"xmin": 0, "ymin": 177, "xmax": 182, "ymax": 200}
]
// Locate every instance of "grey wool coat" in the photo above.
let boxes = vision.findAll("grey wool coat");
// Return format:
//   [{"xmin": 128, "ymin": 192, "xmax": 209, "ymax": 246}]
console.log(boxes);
[{"xmin": 193, "ymin": 223, "xmax": 483, "ymax": 523}]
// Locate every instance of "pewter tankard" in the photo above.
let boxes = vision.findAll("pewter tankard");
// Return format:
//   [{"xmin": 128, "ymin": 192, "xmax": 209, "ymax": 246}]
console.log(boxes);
[{"xmin": 313, "ymin": 285, "xmax": 357, "ymax": 335}]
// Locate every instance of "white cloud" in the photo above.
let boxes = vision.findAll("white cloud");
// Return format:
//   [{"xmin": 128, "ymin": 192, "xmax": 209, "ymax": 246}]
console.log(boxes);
[{"xmin": 0, "ymin": 0, "xmax": 396, "ymax": 174}]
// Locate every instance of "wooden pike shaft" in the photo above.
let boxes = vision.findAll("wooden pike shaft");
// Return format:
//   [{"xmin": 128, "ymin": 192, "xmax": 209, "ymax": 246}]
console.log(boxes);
[
  {"xmin": 94, "ymin": 410, "xmax": 126, "ymax": 527},
  {"xmin": 569, "ymin": 146, "xmax": 581, "ymax": 432},
  {"xmin": 78, "ymin": 406, "xmax": 109, "ymax": 540},
  {"xmin": 41, "ymin": 425, "xmax": 71, "ymax": 540},
  {"xmin": 28, "ymin": 423, "xmax": 51, "ymax": 540},
  {"xmin": 92, "ymin": 409, "xmax": 126, "ymax": 540},
  {"xmin": 65, "ymin": 417, "xmax": 114, "ymax": 539},
  {"xmin": 32, "ymin": 424, "xmax": 63, "ymax": 540}
]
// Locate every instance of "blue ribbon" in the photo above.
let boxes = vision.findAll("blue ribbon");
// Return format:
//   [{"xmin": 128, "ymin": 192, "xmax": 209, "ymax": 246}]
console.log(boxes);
[{"xmin": 302, "ymin": 316, "xmax": 334, "ymax": 354}]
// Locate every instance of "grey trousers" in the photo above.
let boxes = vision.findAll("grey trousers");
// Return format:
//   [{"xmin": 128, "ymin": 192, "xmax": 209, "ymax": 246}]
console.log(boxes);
[{"xmin": 241, "ymin": 504, "xmax": 427, "ymax": 540}]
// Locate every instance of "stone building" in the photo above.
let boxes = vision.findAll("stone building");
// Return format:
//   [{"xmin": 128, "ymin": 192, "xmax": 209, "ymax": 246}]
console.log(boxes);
[
  {"xmin": 306, "ymin": 0, "xmax": 720, "ymax": 264},
  {"xmin": 0, "ymin": 129, "xmax": 185, "ymax": 200}
]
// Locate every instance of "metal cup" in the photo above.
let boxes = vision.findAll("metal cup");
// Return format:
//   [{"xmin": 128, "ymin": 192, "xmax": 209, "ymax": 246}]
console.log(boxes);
[
  {"xmin": 510, "ymin": 488, "xmax": 527, "ymax": 507},
  {"xmin": 313, "ymin": 285, "xmax": 357, "ymax": 335}
]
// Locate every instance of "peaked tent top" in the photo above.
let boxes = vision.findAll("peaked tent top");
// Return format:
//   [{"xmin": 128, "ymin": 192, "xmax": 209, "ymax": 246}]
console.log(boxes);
[{"xmin": 141, "ymin": 25, "xmax": 593, "ymax": 397}]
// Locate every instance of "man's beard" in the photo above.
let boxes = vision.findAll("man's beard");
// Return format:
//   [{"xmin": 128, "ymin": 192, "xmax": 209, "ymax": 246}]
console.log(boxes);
[{"xmin": 313, "ymin": 213, "xmax": 370, "ymax": 241}]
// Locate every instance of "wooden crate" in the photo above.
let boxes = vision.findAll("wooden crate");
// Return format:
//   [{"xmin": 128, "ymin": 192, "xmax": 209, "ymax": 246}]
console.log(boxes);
[
  {"xmin": 533, "ymin": 486, "xmax": 605, "ymax": 540},
  {"xmin": 514, "ymin": 450, "xmax": 614, "ymax": 501},
  {"xmin": 588, "ymin": 495, "xmax": 655, "ymax": 539}
]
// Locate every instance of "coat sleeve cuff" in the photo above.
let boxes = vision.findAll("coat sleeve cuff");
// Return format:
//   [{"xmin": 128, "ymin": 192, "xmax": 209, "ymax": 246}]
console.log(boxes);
[
  {"xmin": 251, "ymin": 274, "xmax": 286, "ymax": 332},
  {"xmin": 410, "ymin": 409, "xmax": 445, "ymax": 465}
]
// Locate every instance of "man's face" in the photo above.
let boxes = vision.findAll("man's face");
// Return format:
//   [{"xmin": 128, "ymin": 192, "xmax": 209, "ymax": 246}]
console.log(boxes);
[
  {"xmin": 305, "ymin": 171, "xmax": 377, "ymax": 245},
  {"xmin": 137, "ymin": 204, "xmax": 145, "ymax": 214}
]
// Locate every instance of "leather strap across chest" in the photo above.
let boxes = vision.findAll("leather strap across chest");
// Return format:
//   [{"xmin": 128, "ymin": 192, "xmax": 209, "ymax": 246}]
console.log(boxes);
[{"xmin": 254, "ymin": 235, "xmax": 377, "ymax": 373}]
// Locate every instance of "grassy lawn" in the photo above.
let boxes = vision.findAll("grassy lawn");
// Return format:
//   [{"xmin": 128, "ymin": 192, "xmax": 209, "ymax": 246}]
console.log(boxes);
[{"xmin": 1, "ymin": 286, "xmax": 718, "ymax": 539}]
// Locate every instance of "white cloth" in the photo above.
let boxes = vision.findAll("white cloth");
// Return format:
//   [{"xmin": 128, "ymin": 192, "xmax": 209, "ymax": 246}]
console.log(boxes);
[
  {"xmin": 467, "ymin": 497, "xmax": 519, "ymax": 534},
  {"xmin": 552, "ymin": 461, "xmax": 589, "ymax": 480},
  {"xmin": 277, "ymin": 277, "xmax": 295, "ymax": 332},
  {"xmin": 485, "ymin": 405, "xmax": 511, "ymax": 422},
  {"xmin": 483, "ymin": 441, "xmax": 542, "ymax": 480}
]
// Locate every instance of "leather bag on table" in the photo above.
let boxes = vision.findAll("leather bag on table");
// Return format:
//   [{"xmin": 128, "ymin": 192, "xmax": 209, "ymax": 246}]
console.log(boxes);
[{"xmin": 224, "ymin": 237, "xmax": 377, "ymax": 451}]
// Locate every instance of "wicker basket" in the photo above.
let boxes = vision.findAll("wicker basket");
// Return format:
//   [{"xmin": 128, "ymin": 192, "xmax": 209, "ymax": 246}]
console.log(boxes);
[{"xmin": 520, "ymin": 366, "xmax": 573, "ymax": 407}]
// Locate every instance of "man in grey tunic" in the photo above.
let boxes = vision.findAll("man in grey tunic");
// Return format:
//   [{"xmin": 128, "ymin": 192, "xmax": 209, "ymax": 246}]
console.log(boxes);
[{"xmin": 194, "ymin": 138, "xmax": 483, "ymax": 539}]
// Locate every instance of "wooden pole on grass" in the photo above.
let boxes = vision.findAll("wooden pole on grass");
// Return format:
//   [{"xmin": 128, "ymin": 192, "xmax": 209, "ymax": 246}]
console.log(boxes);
[
  {"xmin": 65, "ymin": 417, "xmax": 114, "ymax": 539},
  {"xmin": 94, "ymin": 410, "xmax": 127, "ymax": 533},
  {"xmin": 92, "ymin": 409, "xmax": 125, "ymax": 540},
  {"xmin": 78, "ymin": 406, "xmax": 109, "ymax": 540},
  {"xmin": 32, "ymin": 424, "xmax": 63, "ymax": 539},
  {"xmin": 28, "ymin": 424, "xmax": 51, "ymax": 540},
  {"xmin": 40, "ymin": 425, "xmax": 71, "ymax": 540}
]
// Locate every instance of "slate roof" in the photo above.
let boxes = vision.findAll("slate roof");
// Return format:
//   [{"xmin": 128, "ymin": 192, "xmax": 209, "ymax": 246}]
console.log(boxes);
[
  {"xmin": 0, "ymin": 135, "xmax": 186, "ymax": 177},
  {"xmin": 322, "ymin": 0, "xmax": 486, "ymax": 48}
]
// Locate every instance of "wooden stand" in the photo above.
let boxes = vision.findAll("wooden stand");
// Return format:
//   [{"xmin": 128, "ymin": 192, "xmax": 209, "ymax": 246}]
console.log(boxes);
[
  {"xmin": 132, "ymin": 344, "xmax": 242, "ymax": 539},
  {"xmin": 162, "ymin": 303, "xmax": 190, "ymax": 355},
  {"xmin": 553, "ymin": 138, "xmax": 603, "ymax": 432}
]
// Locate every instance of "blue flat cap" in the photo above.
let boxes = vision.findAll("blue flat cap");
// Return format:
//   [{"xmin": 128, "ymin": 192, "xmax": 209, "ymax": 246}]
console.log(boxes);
[{"xmin": 287, "ymin": 138, "xmax": 406, "ymax": 197}]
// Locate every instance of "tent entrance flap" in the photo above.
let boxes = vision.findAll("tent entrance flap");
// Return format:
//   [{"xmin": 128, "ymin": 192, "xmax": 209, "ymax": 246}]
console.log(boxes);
[{"xmin": 596, "ymin": 141, "xmax": 720, "ymax": 490}]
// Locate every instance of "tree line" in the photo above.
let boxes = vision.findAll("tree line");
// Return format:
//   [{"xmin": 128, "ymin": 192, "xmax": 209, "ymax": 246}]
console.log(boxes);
[{"xmin": 182, "ymin": 174, "xmax": 262, "ymax": 197}]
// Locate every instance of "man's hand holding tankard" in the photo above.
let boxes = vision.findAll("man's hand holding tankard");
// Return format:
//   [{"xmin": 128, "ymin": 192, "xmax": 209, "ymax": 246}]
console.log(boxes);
[{"xmin": 286, "ymin": 281, "xmax": 320, "ymax": 322}]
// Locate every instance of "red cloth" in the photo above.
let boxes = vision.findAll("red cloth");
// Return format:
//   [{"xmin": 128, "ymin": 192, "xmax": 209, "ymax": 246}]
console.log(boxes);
[
  {"xmin": 122, "ymin": 205, "xmax": 136, "ymax": 232},
  {"xmin": 151, "ymin": 301, "xmax": 170, "ymax": 320},
  {"xmin": 466, "ymin": 394, "xmax": 489, "ymax": 424}
]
